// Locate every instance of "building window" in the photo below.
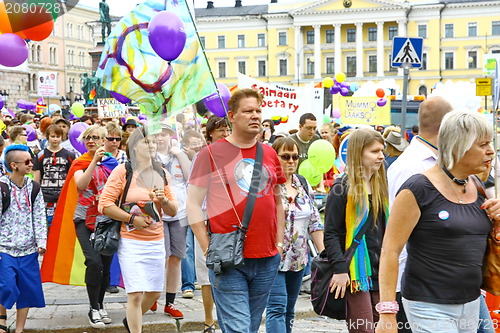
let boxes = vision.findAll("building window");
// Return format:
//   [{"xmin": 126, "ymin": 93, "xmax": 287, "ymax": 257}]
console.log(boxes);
[
  {"xmin": 326, "ymin": 29, "xmax": 334, "ymax": 43},
  {"xmin": 306, "ymin": 58, "xmax": 314, "ymax": 75},
  {"xmin": 200, "ymin": 36, "xmax": 206, "ymax": 49},
  {"xmin": 492, "ymin": 21, "xmax": 500, "ymax": 35},
  {"xmin": 369, "ymin": 55, "xmax": 377, "ymax": 72},
  {"xmin": 278, "ymin": 32, "xmax": 287, "ymax": 46},
  {"xmin": 78, "ymin": 25, "xmax": 84, "ymax": 40},
  {"xmin": 421, "ymin": 53, "xmax": 427, "ymax": 70},
  {"xmin": 468, "ymin": 22, "xmax": 477, "ymax": 37},
  {"xmin": 67, "ymin": 50, "xmax": 72, "ymax": 65},
  {"xmin": 49, "ymin": 47, "xmax": 56, "ymax": 64},
  {"xmin": 218, "ymin": 36, "xmax": 225, "ymax": 49},
  {"xmin": 445, "ymin": 52, "xmax": 454, "ymax": 69},
  {"xmin": 445, "ymin": 24, "xmax": 454, "ymax": 38},
  {"xmin": 237, "ymin": 34, "xmax": 245, "ymax": 48},
  {"xmin": 37, "ymin": 45, "xmax": 42, "ymax": 62},
  {"xmin": 279, "ymin": 59, "xmax": 287, "ymax": 76},
  {"xmin": 389, "ymin": 54, "xmax": 397, "ymax": 71},
  {"xmin": 258, "ymin": 34, "xmax": 265, "ymax": 47},
  {"xmin": 468, "ymin": 50, "xmax": 477, "ymax": 68},
  {"xmin": 79, "ymin": 52, "xmax": 85, "ymax": 67},
  {"xmin": 31, "ymin": 74, "xmax": 36, "ymax": 91},
  {"xmin": 218, "ymin": 62, "xmax": 226, "ymax": 78},
  {"xmin": 368, "ymin": 28, "xmax": 377, "ymax": 41},
  {"xmin": 326, "ymin": 57, "xmax": 334, "ymax": 74},
  {"xmin": 388, "ymin": 26, "xmax": 398, "ymax": 40},
  {"xmin": 347, "ymin": 29, "xmax": 355, "ymax": 42},
  {"xmin": 306, "ymin": 30, "xmax": 314, "ymax": 44},
  {"xmin": 238, "ymin": 61, "xmax": 246, "ymax": 75},
  {"xmin": 346, "ymin": 56, "xmax": 356, "ymax": 76},
  {"xmin": 418, "ymin": 25, "xmax": 427, "ymax": 38},
  {"xmin": 258, "ymin": 60, "xmax": 266, "ymax": 76}
]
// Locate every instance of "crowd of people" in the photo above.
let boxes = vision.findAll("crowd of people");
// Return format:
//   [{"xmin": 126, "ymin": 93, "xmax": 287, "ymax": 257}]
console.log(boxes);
[{"xmin": 0, "ymin": 91, "xmax": 499, "ymax": 333}]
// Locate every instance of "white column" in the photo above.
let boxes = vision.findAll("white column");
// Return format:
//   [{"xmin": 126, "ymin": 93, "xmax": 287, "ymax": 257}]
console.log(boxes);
[
  {"xmin": 313, "ymin": 25, "xmax": 321, "ymax": 79},
  {"xmin": 334, "ymin": 24, "xmax": 342, "ymax": 75},
  {"xmin": 398, "ymin": 19, "xmax": 407, "ymax": 37},
  {"xmin": 376, "ymin": 21, "xmax": 385, "ymax": 77},
  {"xmin": 355, "ymin": 22, "xmax": 364, "ymax": 77},
  {"xmin": 294, "ymin": 25, "xmax": 301, "ymax": 82}
]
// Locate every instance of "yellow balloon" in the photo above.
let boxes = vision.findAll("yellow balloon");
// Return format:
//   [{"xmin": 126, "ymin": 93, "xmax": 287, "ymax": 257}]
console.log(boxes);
[
  {"xmin": 335, "ymin": 72, "xmax": 346, "ymax": 83},
  {"xmin": 323, "ymin": 77, "xmax": 334, "ymax": 88},
  {"xmin": 71, "ymin": 102, "xmax": 85, "ymax": 118}
]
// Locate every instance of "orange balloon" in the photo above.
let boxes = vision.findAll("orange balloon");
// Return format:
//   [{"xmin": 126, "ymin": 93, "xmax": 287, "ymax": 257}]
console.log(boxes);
[
  {"xmin": 376, "ymin": 88, "xmax": 385, "ymax": 98},
  {"xmin": 0, "ymin": 1, "xmax": 26, "ymax": 38},
  {"xmin": 21, "ymin": 6, "xmax": 54, "ymax": 41}
]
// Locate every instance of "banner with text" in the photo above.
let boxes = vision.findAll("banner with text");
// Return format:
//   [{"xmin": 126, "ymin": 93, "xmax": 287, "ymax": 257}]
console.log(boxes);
[
  {"xmin": 340, "ymin": 97, "xmax": 391, "ymax": 125},
  {"xmin": 37, "ymin": 71, "xmax": 58, "ymax": 97},
  {"xmin": 97, "ymin": 98, "xmax": 129, "ymax": 118},
  {"xmin": 238, "ymin": 73, "xmax": 323, "ymax": 132}
]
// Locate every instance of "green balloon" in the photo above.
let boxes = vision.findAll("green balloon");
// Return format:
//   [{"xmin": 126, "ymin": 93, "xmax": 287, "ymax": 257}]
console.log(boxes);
[
  {"xmin": 139, "ymin": 104, "xmax": 147, "ymax": 114},
  {"xmin": 71, "ymin": 102, "xmax": 85, "ymax": 118},
  {"xmin": 323, "ymin": 114, "xmax": 330, "ymax": 124},
  {"xmin": 308, "ymin": 139, "xmax": 336, "ymax": 173},
  {"xmin": 298, "ymin": 159, "xmax": 322, "ymax": 187}
]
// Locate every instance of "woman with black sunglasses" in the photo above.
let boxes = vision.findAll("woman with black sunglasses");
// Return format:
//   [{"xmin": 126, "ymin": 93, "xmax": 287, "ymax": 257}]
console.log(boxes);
[
  {"xmin": 103, "ymin": 122, "xmax": 127, "ymax": 165},
  {"xmin": 265, "ymin": 137, "xmax": 324, "ymax": 333}
]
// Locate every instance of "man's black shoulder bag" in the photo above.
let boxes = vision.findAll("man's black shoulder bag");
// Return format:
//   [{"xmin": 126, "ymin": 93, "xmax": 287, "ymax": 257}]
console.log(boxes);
[{"xmin": 206, "ymin": 142, "xmax": 263, "ymax": 274}]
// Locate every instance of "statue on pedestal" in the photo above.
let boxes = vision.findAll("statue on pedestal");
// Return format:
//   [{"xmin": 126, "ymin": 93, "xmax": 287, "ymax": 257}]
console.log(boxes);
[{"xmin": 99, "ymin": 0, "xmax": 111, "ymax": 43}]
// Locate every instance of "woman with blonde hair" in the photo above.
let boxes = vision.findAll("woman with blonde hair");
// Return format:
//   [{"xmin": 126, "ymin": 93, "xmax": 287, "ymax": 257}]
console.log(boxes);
[{"xmin": 324, "ymin": 128, "xmax": 389, "ymax": 332}]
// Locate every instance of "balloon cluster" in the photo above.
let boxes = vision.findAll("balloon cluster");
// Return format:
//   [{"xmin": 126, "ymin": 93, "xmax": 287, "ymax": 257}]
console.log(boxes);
[
  {"xmin": 0, "ymin": 1, "xmax": 57, "ymax": 67},
  {"xmin": 323, "ymin": 72, "xmax": 361, "ymax": 97},
  {"xmin": 375, "ymin": 88, "xmax": 388, "ymax": 107},
  {"xmin": 202, "ymin": 82, "xmax": 231, "ymax": 117},
  {"xmin": 298, "ymin": 140, "xmax": 336, "ymax": 186},
  {"xmin": 271, "ymin": 115, "xmax": 289, "ymax": 125}
]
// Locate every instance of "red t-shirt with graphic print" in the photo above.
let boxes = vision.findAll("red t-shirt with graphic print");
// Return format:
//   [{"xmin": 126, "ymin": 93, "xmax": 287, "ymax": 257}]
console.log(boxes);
[{"xmin": 189, "ymin": 140, "xmax": 286, "ymax": 258}]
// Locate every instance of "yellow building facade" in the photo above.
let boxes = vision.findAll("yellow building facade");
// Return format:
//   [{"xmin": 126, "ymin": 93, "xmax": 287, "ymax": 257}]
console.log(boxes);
[{"xmin": 195, "ymin": 0, "xmax": 500, "ymax": 107}]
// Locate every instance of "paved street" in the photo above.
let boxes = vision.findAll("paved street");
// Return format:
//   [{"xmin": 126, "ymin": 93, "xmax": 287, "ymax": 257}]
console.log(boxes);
[{"xmin": 3, "ymin": 282, "xmax": 349, "ymax": 332}]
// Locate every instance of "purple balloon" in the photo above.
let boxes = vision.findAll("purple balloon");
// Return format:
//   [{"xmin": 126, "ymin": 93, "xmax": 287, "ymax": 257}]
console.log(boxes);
[
  {"xmin": 340, "ymin": 87, "xmax": 350, "ymax": 96},
  {"xmin": 25, "ymin": 102, "xmax": 36, "ymax": 110},
  {"xmin": 203, "ymin": 82, "xmax": 231, "ymax": 117},
  {"xmin": 138, "ymin": 114, "xmax": 147, "ymax": 121},
  {"xmin": 69, "ymin": 114, "xmax": 79, "ymax": 121},
  {"xmin": 69, "ymin": 122, "xmax": 89, "ymax": 154},
  {"xmin": 17, "ymin": 100, "xmax": 27, "ymax": 109},
  {"xmin": 120, "ymin": 117, "xmax": 127, "ymax": 125},
  {"xmin": 110, "ymin": 91, "xmax": 131, "ymax": 104},
  {"xmin": 377, "ymin": 98, "xmax": 388, "ymax": 107},
  {"xmin": 330, "ymin": 86, "xmax": 340, "ymax": 94},
  {"xmin": 148, "ymin": 11, "xmax": 187, "ymax": 62},
  {"xmin": 0, "ymin": 95, "xmax": 4, "ymax": 109},
  {"xmin": 23, "ymin": 125, "xmax": 37, "ymax": 142},
  {"xmin": 0, "ymin": 34, "xmax": 28, "ymax": 67}
]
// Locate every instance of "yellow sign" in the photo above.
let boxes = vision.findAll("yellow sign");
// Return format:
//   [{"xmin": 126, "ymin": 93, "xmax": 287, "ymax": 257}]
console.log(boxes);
[
  {"xmin": 340, "ymin": 97, "xmax": 391, "ymax": 125},
  {"xmin": 476, "ymin": 78, "xmax": 492, "ymax": 96}
]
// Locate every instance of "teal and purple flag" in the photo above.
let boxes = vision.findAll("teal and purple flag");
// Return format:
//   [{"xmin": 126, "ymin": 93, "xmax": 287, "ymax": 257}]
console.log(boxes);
[{"xmin": 96, "ymin": 0, "xmax": 215, "ymax": 116}]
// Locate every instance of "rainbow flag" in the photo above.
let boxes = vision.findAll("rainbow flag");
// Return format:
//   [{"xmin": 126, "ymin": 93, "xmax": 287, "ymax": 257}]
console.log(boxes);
[
  {"xmin": 96, "ymin": 0, "xmax": 215, "ymax": 116},
  {"xmin": 41, "ymin": 155, "xmax": 119, "ymax": 286}
]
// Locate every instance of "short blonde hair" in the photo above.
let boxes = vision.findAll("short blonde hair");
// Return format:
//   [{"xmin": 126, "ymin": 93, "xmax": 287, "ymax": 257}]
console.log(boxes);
[{"xmin": 438, "ymin": 110, "xmax": 492, "ymax": 169}]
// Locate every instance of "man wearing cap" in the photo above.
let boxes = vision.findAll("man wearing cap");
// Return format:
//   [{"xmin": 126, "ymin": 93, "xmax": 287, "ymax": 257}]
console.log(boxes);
[
  {"xmin": 55, "ymin": 118, "xmax": 81, "ymax": 157},
  {"xmin": 153, "ymin": 123, "xmax": 192, "ymax": 318},
  {"xmin": 122, "ymin": 119, "xmax": 138, "ymax": 133}
]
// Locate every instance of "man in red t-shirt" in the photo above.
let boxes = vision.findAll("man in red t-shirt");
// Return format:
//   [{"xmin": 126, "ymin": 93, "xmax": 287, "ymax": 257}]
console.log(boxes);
[{"xmin": 188, "ymin": 88, "xmax": 286, "ymax": 333}]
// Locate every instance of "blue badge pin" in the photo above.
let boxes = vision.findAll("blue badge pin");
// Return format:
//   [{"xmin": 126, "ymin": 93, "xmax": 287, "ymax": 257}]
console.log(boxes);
[{"xmin": 438, "ymin": 210, "xmax": 450, "ymax": 220}]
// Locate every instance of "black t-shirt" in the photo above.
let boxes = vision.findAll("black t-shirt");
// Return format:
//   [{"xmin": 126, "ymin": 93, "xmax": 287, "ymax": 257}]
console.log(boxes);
[
  {"xmin": 399, "ymin": 174, "xmax": 491, "ymax": 304},
  {"xmin": 35, "ymin": 148, "xmax": 75, "ymax": 203}
]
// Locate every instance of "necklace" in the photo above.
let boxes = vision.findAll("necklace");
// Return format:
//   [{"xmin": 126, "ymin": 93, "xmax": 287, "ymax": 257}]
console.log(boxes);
[
  {"xmin": 442, "ymin": 166, "xmax": 468, "ymax": 193},
  {"xmin": 448, "ymin": 181, "xmax": 465, "ymax": 204},
  {"xmin": 416, "ymin": 136, "xmax": 438, "ymax": 150}
]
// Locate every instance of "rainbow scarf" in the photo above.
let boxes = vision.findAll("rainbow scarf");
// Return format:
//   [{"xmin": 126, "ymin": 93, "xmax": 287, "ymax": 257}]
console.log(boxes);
[
  {"xmin": 345, "ymin": 185, "xmax": 389, "ymax": 293},
  {"xmin": 41, "ymin": 154, "xmax": 120, "ymax": 286}
]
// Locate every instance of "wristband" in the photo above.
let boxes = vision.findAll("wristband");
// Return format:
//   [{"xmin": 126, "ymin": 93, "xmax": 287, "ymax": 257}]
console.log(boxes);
[
  {"xmin": 126, "ymin": 214, "xmax": 136, "ymax": 229},
  {"xmin": 375, "ymin": 301, "xmax": 399, "ymax": 314},
  {"xmin": 276, "ymin": 242, "xmax": 284, "ymax": 249}
]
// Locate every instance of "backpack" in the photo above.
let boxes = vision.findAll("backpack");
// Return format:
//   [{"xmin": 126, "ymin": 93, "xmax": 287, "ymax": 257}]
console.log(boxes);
[{"xmin": 0, "ymin": 180, "xmax": 41, "ymax": 215}]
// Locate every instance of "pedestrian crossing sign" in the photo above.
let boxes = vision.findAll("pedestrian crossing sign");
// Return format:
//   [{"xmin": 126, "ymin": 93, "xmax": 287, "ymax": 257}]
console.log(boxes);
[{"xmin": 391, "ymin": 37, "xmax": 423, "ymax": 68}]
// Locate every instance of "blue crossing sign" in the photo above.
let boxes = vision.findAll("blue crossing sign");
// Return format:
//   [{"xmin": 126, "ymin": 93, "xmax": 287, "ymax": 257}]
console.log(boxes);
[{"xmin": 391, "ymin": 37, "xmax": 423, "ymax": 68}]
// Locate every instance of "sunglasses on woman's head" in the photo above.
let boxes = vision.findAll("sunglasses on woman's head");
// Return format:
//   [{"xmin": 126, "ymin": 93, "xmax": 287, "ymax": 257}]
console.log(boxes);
[
  {"xmin": 279, "ymin": 154, "xmax": 299, "ymax": 161},
  {"xmin": 14, "ymin": 158, "xmax": 33, "ymax": 166}
]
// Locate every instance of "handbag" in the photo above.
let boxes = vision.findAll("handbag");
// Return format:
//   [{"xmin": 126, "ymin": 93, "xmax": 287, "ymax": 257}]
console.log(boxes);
[
  {"xmin": 91, "ymin": 162, "xmax": 133, "ymax": 256},
  {"xmin": 310, "ymin": 217, "xmax": 371, "ymax": 319},
  {"xmin": 472, "ymin": 176, "xmax": 500, "ymax": 295},
  {"xmin": 205, "ymin": 142, "xmax": 263, "ymax": 274}
]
